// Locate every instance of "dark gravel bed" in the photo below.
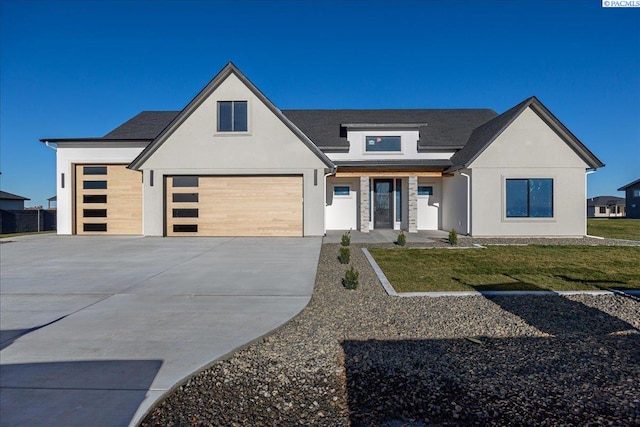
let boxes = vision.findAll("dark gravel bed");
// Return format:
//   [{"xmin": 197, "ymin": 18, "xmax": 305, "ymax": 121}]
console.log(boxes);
[{"xmin": 142, "ymin": 242, "xmax": 640, "ymax": 427}]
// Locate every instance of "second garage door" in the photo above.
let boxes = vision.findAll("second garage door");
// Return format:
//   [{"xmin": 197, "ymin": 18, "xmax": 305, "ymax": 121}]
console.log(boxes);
[{"xmin": 166, "ymin": 175, "xmax": 303, "ymax": 237}]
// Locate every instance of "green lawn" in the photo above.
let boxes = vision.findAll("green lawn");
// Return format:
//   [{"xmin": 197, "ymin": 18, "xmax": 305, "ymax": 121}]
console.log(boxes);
[
  {"xmin": 587, "ymin": 218, "xmax": 640, "ymax": 241},
  {"xmin": 369, "ymin": 245, "xmax": 640, "ymax": 293},
  {"xmin": 0, "ymin": 230, "xmax": 55, "ymax": 238}
]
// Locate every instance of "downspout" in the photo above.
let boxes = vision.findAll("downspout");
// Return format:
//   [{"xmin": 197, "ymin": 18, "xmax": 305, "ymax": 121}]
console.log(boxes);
[
  {"xmin": 323, "ymin": 167, "xmax": 337, "ymax": 235},
  {"xmin": 44, "ymin": 141, "xmax": 57, "ymax": 151},
  {"xmin": 460, "ymin": 171, "xmax": 471, "ymax": 236},
  {"xmin": 585, "ymin": 169, "xmax": 597, "ymax": 235}
]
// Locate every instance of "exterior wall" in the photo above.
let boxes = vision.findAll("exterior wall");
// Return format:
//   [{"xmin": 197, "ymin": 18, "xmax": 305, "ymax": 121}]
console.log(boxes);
[
  {"xmin": 442, "ymin": 171, "xmax": 469, "ymax": 234},
  {"xmin": 469, "ymin": 107, "xmax": 589, "ymax": 237},
  {"xmin": 327, "ymin": 129, "xmax": 454, "ymax": 161},
  {"xmin": 325, "ymin": 177, "xmax": 359, "ymax": 230},
  {"xmin": 139, "ymin": 73, "xmax": 328, "ymax": 236},
  {"xmin": 55, "ymin": 143, "xmax": 146, "ymax": 235},
  {"xmin": 416, "ymin": 178, "xmax": 441, "ymax": 230},
  {"xmin": 625, "ymin": 183, "xmax": 640, "ymax": 219},
  {"xmin": 0, "ymin": 200, "xmax": 26, "ymax": 210}
]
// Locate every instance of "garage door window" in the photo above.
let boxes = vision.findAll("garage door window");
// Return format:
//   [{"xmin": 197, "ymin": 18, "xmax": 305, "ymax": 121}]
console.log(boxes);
[
  {"xmin": 83, "ymin": 195, "xmax": 107, "ymax": 203},
  {"xmin": 173, "ymin": 224, "xmax": 198, "ymax": 233},
  {"xmin": 173, "ymin": 208, "xmax": 199, "ymax": 218},
  {"xmin": 83, "ymin": 181, "xmax": 107, "ymax": 190},
  {"xmin": 83, "ymin": 166, "xmax": 107, "ymax": 175},
  {"xmin": 83, "ymin": 209, "xmax": 107, "ymax": 218},
  {"xmin": 172, "ymin": 193, "xmax": 199, "ymax": 203},
  {"xmin": 83, "ymin": 223, "xmax": 107, "ymax": 232},
  {"xmin": 172, "ymin": 176, "xmax": 199, "ymax": 187}
]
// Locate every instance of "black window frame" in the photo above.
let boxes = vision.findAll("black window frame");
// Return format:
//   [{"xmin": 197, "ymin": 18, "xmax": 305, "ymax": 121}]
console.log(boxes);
[
  {"xmin": 83, "ymin": 180, "xmax": 107, "ymax": 190},
  {"xmin": 505, "ymin": 178, "xmax": 554, "ymax": 218},
  {"xmin": 217, "ymin": 101, "xmax": 248, "ymax": 132},
  {"xmin": 83, "ymin": 194, "xmax": 107, "ymax": 204}
]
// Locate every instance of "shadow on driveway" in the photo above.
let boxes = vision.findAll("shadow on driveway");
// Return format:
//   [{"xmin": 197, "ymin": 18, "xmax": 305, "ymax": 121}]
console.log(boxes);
[{"xmin": 0, "ymin": 359, "xmax": 162, "ymax": 427}]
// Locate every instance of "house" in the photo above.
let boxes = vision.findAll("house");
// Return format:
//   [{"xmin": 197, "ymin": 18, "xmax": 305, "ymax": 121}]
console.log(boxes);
[
  {"xmin": 0, "ymin": 191, "xmax": 30, "ymax": 210},
  {"xmin": 618, "ymin": 178, "xmax": 640, "ymax": 219},
  {"xmin": 41, "ymin": 62, "xmax": 604, "ymax": 237},
  {"xmin": 587, "ymin": 196, "xmax": 626, "ymax": 218}
]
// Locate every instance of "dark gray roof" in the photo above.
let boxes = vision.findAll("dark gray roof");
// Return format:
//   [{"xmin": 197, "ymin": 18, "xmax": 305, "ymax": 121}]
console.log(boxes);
[
  {"xmin": 334, "ymin": 159, "xmax": 452, "ymax": 169},
  {"xmin": 0, "ymin": 191, "xmax": 30, "ymax": 201},
  {"xmin": 618, "ymin": 178, "xmax": 640, "ymax": 191},
  {"xmin": 587, "ymin": 196, "xmax": 625, "ymax": 207},
  {"xmin": 103, "ymin": 111, "xmax": 180, "ymax": 139},
  {"xmin": 281, "ymin": 109, "xmax": 497, "ymax": 151}
]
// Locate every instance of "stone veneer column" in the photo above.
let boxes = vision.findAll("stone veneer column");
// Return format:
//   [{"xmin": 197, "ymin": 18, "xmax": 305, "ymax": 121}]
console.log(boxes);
[
  {"xmin": 408, "ymin": 176, "xmax": 418, "ymax": 233},
  {"xmin": 360, "ymin": 176, "xmax": 370, "ymax": 233}
]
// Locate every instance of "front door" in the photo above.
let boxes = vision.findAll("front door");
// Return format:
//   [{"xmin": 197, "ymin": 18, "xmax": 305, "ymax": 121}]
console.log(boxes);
[{"xmin": 374, "ymin": 179, "xmax": 394, "ymax": 229}]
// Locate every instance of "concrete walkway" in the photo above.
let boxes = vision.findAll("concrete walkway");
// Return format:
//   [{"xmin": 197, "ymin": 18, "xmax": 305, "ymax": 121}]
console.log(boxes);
[{"xmin": 0, "ymin": 235, "xmax": 321, "ymax": 427}]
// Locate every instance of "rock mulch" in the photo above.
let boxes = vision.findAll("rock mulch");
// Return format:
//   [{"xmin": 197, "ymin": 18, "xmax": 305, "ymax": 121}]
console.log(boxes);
[{"xmin": 142, "ymin": 241, "xmax": 640, "ymax": 427}]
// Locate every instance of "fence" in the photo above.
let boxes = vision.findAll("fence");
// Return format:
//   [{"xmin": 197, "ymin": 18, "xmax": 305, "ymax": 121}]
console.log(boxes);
[{"xmin": 0, "ymin": 209, "xmax": 57, "ymax": 234}]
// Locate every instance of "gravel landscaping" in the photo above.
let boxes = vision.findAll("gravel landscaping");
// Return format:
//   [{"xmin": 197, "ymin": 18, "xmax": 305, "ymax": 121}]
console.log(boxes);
[{"xmin": 142, "ymin": 240, "xmax": 640, "ymax": 426}]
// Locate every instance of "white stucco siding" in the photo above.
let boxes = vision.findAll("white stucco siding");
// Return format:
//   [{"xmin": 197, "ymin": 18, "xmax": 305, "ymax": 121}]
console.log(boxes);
[
  {"xmin": 139, "ymin": 73, "xmax": 328, "ymax": 236},
  {"xmin": 442, "ymin": 171, "xmax": 469, "ymax": 234},
  {"xmin": 469, "ymin": 107, "xmax": 590, "ymax": 237},
  {"xmin": 325, "ymin": 177, "xmax": 359, "ymax": 230},
  {"xmin": 416, "ymin": 178, "xmax": 441, "ymax": 230},
  {"xmin": 327, "ymin": 130, "xmax": 455, "ymax": 161},
  {"xmin": 55, "ymin": 144, "xmax": 145, "ymax": 235}
]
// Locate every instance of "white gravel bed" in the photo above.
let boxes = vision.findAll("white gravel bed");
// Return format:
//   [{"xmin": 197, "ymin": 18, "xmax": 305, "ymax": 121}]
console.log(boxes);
[{"xmin": 142, "ymin": 242, "xmax": 640, "ymax": 427}]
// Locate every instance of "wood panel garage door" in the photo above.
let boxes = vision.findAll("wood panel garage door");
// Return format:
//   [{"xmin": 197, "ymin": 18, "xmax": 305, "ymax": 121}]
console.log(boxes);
[
  {"xmin": 75, "ymin": 164, "xmax": 142, "ymax": 235},
  {"xmin": 166, "ymin": 176, "xmax": 303, "ymax": 237}
]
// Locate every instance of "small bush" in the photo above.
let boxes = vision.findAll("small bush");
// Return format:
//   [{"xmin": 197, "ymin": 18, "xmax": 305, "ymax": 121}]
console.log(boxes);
[
  {"xmin": 338, "ymin": 246, "xmax": 351, "ymax": 264},
  {"xmin": 343, "ymin": 266, "xmax": 359, "ymax": 289},
  {"xmin": 396, "ymin": 230, "xmax": 406, "ymax": 246},
  {"xmin": 341, "ymin": 230, "xmax": 351, "ymax": 247},
  {"xmin": 449, "ymin": 228, "xmax": 458, "ymax": 246}
]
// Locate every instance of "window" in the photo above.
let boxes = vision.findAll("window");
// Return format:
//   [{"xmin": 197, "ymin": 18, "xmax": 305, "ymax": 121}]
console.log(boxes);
[
  {"xmin": 83, "ymin": 209, "xmax": 107, "ymax": 218},
  {"xmin": 218, "ymin": 101, "xmax": 248, "ymax": 132},
  {"xmin": 83, "ymin": 166, "xmax": 107, "ymax": 175},
  {"xmin": 395, "ymin": 179, "xmax": 402, "ymax": 222},
  {"xmin": 333, "ymin": 186, "xmax": 350, "ymax": 196},
  {"xmin": 633, "ymin": 189, "xmax": 640, "ymax": 197},
  {"xmin": 599, "ymin": 206, "xmax": 606, "ymax": 214},
  {"xmin": 172, "ymin": 193, "xmax": 199, "ymax": 203},
  {"xmin": 172, "ymin": 176, "xmax": 199, "ymax": 187},
  {"xmin": 83, "ymin": 223, "xmax": 107, "ymax": 232},
  {"xmin": 365, "ymin": 136, "xmax": 401, "ymax": 152},
  {"xmin": 506, "ymin": 178, "xmax": 553, "ymax": 218},
  {"xmin": 172, "ymin": 208, "xmax": 199, "ymax": 218},
  {"xmin": 418, "ymin": 186, "xmax": 433, "ymax": 196},
  {"xmin": 173, "ymin": 224, "xmax": 198, "ymax": 233},
  {"xmin": 84, "ymin": 195, "xmax": 107, "ymax": 204},
  {"xmin": 83, "ymin": 180, "xmax": 107, "ymax": 190}
]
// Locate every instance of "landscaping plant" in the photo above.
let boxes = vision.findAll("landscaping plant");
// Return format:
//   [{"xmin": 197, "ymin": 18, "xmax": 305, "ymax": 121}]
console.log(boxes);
[
  {"xmin": 396, "ymin": 230, "xmax": 406, "ymax": 246},
  {"xmin": 338, "ymin": 246, "xmax": 351, "ymax": 264},
  {"xmin": 341, "ymin": 230, "xmax": 351, "ymax": 247},
  {"xmin": 448, "ymin": 228, "xmax": 458, "ymax": 246},
  {"xmin": 343, "ymin": 265, "xmax": 359, "ymax": 289}
]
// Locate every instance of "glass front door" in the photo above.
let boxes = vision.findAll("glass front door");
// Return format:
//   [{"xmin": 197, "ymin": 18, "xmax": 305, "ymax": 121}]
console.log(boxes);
[{"xmin": 374, "ymin": 179, "xmax": 394, "ymax": 229}]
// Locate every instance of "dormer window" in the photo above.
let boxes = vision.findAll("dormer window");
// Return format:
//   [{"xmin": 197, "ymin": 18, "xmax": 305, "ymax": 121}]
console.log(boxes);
[
  {"xmin": 217, "ymin": 101, "xmax": 248, "ymax": 132},
  {"xmin": 365, "ymin": 136, "xmax": 401, "ymax": 152}
]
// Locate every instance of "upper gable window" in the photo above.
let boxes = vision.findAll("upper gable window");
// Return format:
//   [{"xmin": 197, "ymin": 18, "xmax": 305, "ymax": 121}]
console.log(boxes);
[
  {"xmin": 365, "ymin": 136, "xmax": 400, "ymax": 152},
  {"xmin": 218, "ymin": 101, "xmax": 248, "ymax": 132}
]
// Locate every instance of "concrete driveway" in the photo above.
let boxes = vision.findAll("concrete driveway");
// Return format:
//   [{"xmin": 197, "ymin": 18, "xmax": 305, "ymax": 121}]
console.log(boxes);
[{"xmin": 0, "ymin": 234, "xmax": 321, "ymax": 427}]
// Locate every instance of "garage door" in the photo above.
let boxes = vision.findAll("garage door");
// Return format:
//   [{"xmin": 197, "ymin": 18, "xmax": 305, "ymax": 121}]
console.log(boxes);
[
  {"xmin": 166, "ymin": 175, "xmax": 303, "ymax": 237},
  {"xmin": 75, "ymin": 164, "xmax": 142, "ymax": 235}
]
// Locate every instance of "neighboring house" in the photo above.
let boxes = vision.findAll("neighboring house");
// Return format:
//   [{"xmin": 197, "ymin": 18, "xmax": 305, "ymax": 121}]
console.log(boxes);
[
  {"xmin": 41, "ymin": 62, "xmax": 604, "ymax": 237},
  {"xmin": 586, "ymin": 196, "xmax": 626, "ymax": 218},
  {"xmin": 47, "ymin": 195, "xmax": 57, "ymax": 209},
  {"xmin": 0, "ymin": 191, "xmax": 30, "ymax": 210},
  {"xmin": 618, "ymin": 178, "xmax": 640, "ymax": 219}
]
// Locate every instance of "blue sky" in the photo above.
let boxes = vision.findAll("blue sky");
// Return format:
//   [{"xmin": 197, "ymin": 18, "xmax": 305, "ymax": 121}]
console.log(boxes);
[{"xmin": 1, "ymin": 0, "xmax": 638, "ymax": 207}]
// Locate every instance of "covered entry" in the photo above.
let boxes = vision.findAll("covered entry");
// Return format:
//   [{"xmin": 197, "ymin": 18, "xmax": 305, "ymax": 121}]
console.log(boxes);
[
  {"xmin": 74, "ymin": 164, "xmax": 142, "ymax": 235},
  {"xmin": 166, "ymin": 175, "xmax": 303, "ymax": 236}
]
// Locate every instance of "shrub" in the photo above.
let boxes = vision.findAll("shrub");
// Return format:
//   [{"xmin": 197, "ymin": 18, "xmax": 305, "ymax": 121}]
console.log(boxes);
[
  {"xmin": 338, "ymin": 246, "xmax": 351, "ymax": 264},
  {"xmin": 341, "ymin": 230, "xmax": 351, "ymax": 247},
  {"xmin": 449, "ymin": 228, "xmax": 458, "ymax": 246},
  {"xmin": 396, "ymin": 230, "xmax": 406, "ymax": 246},
  {"xmin": 343, "ymin": 266, "xmax": 359, "ymax": 289}
]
